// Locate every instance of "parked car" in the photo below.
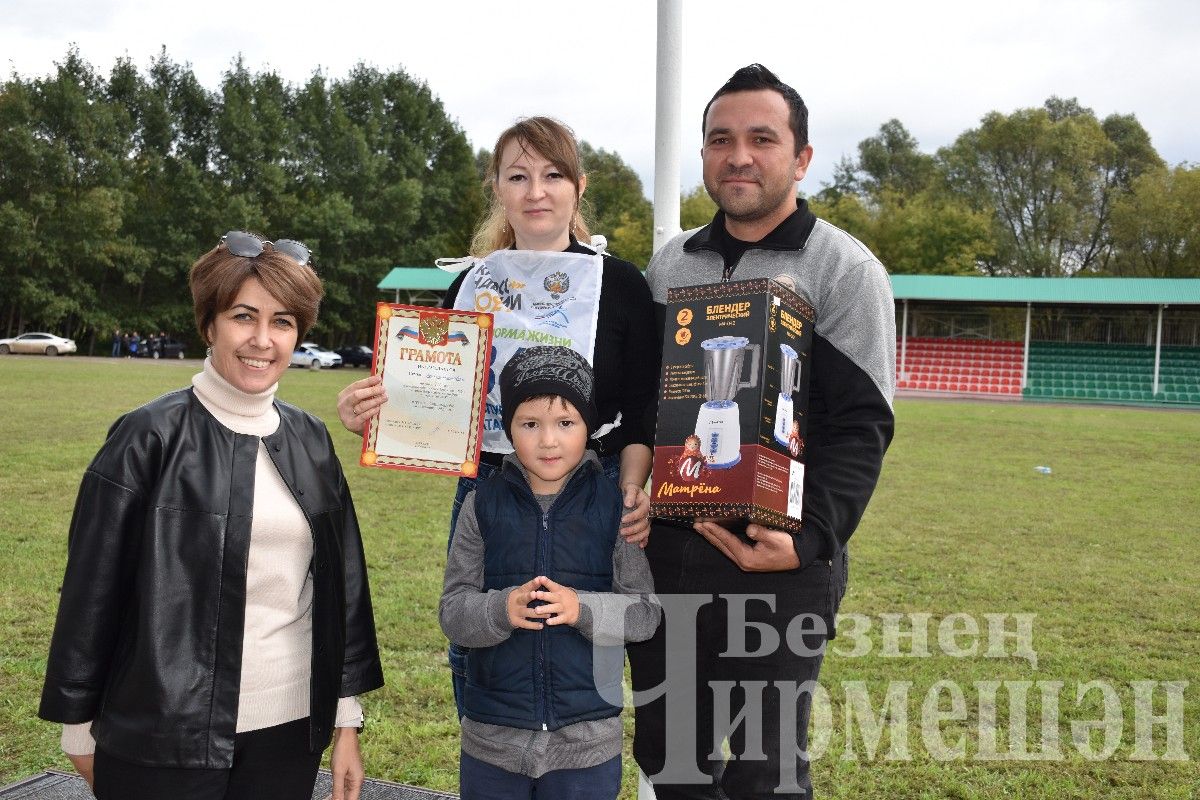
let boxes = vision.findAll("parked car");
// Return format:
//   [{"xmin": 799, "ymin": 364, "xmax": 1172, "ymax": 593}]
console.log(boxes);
[
  {"xmin": 290, "ymin": 342, "xmax": 342, "ymax": 369},
  {"xmin": 0, "ymin": 332, "xmax": 77, "ymax": 356},
  {"xmin": 135, "ymin": 337, "xmax": 187, "ymax": 359},
  {"xmin": 335, "ymin": 345, "xmax": 374, "ymax": 368}
]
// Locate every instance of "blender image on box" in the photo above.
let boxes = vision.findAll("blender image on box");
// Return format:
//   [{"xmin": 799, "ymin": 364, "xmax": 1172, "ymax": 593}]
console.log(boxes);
[
  {"xmin": 772, "ymin": 343, "xmax": 801, "ymax": 447},
  {"xmin": 651, "ymin": 278, "xmax": 815, "ymax": 534},
  {"xmin": 696, "ymin": 336, "xmax": 761, "ymax": 469}
]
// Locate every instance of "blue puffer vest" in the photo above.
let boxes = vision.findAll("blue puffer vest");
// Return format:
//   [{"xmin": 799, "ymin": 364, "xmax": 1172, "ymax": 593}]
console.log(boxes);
[{"xmin": 463, "ymin": 456, "xmax": 624, "ymax": 731}]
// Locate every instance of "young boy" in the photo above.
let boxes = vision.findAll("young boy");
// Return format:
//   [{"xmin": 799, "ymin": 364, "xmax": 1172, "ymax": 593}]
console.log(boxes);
[{"xmin": 439, "ymin": 346, "xmax": 660, "ymax": 800}]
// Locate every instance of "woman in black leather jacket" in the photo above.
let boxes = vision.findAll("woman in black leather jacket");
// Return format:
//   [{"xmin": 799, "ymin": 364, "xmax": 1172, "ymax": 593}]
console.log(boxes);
[{"xmin": 39, "ymin": 233, "xmax": 384, "ymax": 800}]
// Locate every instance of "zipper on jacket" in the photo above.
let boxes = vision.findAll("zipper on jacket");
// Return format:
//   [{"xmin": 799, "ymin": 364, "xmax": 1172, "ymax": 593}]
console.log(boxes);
[
  {"xmin": 506, "ymin": 462, "xmax": 552, "ymax": 731},
  {"xmin": 538, "ymin": 509, "xmax": 551, "ymax": 730}
]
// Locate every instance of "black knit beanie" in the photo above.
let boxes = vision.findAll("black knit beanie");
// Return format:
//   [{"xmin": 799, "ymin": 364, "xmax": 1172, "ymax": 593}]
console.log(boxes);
[{"xmin": 500, "ymin": 346, "xmax": 598, "ymax": 439}]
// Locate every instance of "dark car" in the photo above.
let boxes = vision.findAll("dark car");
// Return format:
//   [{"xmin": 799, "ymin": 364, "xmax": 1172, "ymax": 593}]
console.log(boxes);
[
  {"xmin": 136, "ymin": 337, "xmax": 187, "ymax": 359},
  {"xmin": 335, "ymin": 345, "xmax": 374, "ymax": 368}
]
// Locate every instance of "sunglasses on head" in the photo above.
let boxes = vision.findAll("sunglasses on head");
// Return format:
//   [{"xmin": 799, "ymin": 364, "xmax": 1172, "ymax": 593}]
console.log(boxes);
[{"xmin": 220, "ymin": 230, "xmax": 313, "ymax": 268}]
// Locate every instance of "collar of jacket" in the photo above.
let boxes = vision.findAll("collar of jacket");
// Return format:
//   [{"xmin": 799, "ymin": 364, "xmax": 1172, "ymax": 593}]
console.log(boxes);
[
  {"xmin": 186, "ymin": 387, "xmax": 316, "ymax": 516},
  {"xmin": 499, "ymin": 449, "xmax": 603, "ymax": 501},
  {"xmin": 684, "ymin": 198, "xmax": 818, "ymax": 255}
]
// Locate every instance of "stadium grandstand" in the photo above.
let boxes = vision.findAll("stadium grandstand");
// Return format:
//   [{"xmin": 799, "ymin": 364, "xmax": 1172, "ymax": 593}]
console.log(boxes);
[{"xmin": 893, "ymin": 276, "xmax": 1200, "ymax": 406}]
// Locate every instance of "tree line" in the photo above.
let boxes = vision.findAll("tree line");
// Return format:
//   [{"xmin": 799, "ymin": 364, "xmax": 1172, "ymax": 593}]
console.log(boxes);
[
  {"xmin": 0, "ymin": 48, "xmax": 484, "ymax": 352},
  {"xmin": 2, "ymin": 50, "xmax": 1197, "ymax": 353},
  {"xmin": 810, "ymin": 101, "xmax": 1199, "ymax": 279}
]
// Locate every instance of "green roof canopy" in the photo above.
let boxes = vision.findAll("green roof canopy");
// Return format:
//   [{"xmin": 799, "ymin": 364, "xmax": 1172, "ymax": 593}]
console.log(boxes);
[
  {"xmin": 890, "ymin": 276, "xmax": 1200, "ymax": 306},
  {"xmin": 376, "ymin": 267, "xmax": 456, "ymax": 292}
]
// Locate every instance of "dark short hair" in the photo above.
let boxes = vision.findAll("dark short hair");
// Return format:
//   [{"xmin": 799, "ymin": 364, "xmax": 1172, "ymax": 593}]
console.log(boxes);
[
  {"xmin": 702, "ymin": 64, "xmax": 808, "ymax": 154},
  {"xmin": 189, "ymin": 240, "xmax": 324, "ymax": 343}
]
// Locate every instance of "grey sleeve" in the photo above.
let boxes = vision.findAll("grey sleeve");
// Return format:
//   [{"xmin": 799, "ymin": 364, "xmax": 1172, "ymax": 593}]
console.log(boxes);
[
  {"xmin": 438, "ymin": 492, "xmax": 515, "ymax": 648},
  {"xmin": 575, "ymin": 538, "xmax": 661, "ymax": 645},
  {"xmin": 813, "ymin": 242, "xmax": 896, "ymax": 406}
]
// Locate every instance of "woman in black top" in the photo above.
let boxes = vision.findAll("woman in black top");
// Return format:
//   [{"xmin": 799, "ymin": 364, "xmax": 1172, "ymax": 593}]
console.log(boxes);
[
  {"xmin": 336, "ymin": 118, "xmax": 658, "ymax": 711},
  {"xmin": 339, "ymin": 116, "xmax": 657, "ymax": 529},
  {"xmin": 336, "ymin": 118, "xmax": 657, "ymax": 527}
]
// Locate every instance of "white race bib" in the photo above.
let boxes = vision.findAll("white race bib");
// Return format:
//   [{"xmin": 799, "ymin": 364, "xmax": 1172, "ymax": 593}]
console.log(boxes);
[{"xmin": 449, "ymin": 248, "xmax": 603, "ymax": 453}]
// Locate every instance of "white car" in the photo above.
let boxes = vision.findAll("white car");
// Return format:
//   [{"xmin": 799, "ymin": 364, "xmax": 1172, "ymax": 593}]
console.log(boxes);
[
  {"xmin": 290, "ymin": 342, "xmax": 342, "ymax": 369},
  {"xmin": 0, "ymin": 332, "xmax": 78, "ymax": 356}
]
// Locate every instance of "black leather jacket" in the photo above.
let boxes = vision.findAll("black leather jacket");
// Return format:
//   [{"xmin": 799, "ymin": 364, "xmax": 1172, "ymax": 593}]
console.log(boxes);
[{"xmin": 39, "ymin": 388, "xmax": 384, "ymax": 768}]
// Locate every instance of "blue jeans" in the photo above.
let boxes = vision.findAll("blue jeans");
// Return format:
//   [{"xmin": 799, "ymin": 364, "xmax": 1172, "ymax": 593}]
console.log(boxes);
[
  {"xmin": 459, "ymin": 751, "xmax": 620, "ymax": 800},
  {"xmin": 447, "ymin": 452, "xmax": 622, "ymax": 720}
]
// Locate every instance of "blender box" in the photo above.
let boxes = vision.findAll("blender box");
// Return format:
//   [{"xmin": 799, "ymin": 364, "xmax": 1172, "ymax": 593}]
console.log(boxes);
[{"xmin": 651, "ymin": 278, "xmax": 815, "ymax": 533}]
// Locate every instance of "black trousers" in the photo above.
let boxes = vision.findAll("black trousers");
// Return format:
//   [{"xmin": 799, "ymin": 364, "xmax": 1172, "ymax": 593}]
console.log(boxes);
[
  {"xmin": 627, "ymin": 524, "xmax": 846, "ymax": 800},
  {"xmin": 93, "ymin": 718, "xmax": 322, "ymax": 800}
]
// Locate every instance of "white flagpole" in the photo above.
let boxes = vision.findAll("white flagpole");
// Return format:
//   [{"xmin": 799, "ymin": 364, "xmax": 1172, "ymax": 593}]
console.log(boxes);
[{"xmin": 652, "ymin": 0, "xmax": 683, "ymax": 256}]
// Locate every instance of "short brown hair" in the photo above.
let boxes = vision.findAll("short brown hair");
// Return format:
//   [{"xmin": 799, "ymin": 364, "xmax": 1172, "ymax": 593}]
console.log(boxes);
[
  {"xmin": 470, "ymin": 116, "xmax": 591, "ymax": 256},
  {"xmin": 189, "ymin": 242, "xmax": 324, "ymax": 343}
]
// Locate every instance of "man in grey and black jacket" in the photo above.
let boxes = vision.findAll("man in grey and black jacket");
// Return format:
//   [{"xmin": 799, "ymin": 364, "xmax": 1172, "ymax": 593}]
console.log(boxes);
[{"xmin": 628, "ymin": 64, "xmax": 896, "ymax": 800}]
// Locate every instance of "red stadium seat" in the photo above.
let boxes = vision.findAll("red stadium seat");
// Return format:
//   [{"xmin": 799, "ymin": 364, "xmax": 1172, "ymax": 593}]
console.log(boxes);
[{"xmin": 895, "ymin": 337, "xmax": 1027, "ymax": 397}]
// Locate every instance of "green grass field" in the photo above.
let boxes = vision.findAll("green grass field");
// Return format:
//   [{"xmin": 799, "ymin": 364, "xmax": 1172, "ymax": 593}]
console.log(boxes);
[{"xmin": 1, "ymin": 356, "xmax": 1197, "ymax": 798}]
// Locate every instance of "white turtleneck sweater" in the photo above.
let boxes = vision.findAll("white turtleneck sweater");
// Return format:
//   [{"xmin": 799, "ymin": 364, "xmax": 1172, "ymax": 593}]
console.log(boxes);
[{"xmin": 62, "ymin": 359, "xmax": 362, "ymax": 756}]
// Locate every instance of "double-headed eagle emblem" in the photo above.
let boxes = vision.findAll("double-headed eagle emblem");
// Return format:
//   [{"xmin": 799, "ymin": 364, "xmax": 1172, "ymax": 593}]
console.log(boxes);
[{"xmin": 418, "ymin": 314, "xmax": 449, "ymax": 346}]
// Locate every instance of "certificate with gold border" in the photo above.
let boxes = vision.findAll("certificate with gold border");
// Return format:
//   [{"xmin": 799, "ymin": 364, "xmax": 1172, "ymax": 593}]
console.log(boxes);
[{"xmin": 360, "ymin": 304, "xmax": 493, "ymax": 477}]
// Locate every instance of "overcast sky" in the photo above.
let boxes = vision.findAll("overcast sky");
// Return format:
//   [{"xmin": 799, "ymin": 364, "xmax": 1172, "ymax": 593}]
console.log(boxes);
[{"xmin": 4, "ymin": 0, "xmax": 1198, "ymax": 203}]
